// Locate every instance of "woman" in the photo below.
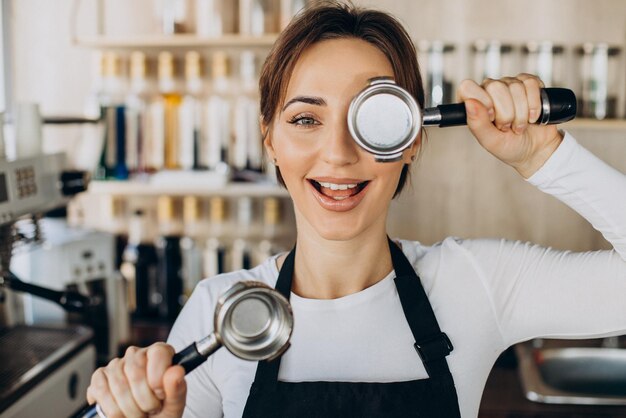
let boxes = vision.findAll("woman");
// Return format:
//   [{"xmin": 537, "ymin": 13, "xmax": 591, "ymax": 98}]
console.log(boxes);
[{"xmin": 86, "ymin": 3, "xmax": 626, "ymax": 418}]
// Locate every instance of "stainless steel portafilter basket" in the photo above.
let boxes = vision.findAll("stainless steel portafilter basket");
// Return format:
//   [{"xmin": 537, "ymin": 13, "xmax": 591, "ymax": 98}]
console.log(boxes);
[
  {"xmin": 79, "ymin": 281, "xmax": 293, "ymax": 418},
  {"xmin": 176, "ymin": 280, "xmax": 294, "ymax": 369}
]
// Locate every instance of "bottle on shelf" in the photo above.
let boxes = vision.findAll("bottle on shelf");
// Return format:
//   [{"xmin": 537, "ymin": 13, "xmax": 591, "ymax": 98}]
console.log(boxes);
[
  {"xmin": 230, "ymin": 196, "xmax": 256, "ymax": 271},
  {"xmin": 232, "ymin": 50, "xmax": 263, "ymax": 173},
  {"xmin": 96, "ymin": 52, "xmax": 128, "ymax": 180},
  {"xmin": 120, "ymin": 209, "xmax": 159, "ymax": 319},
  {"xmin": 84, "ymin": 52, "xmax": 106, "ymax": 121},
  {"xmin": 157, "ymin": 51, "xmax": 183, "ymax": 170},
  {"xmin": 204, "ymin": 51, "xmax": 232, "ymax": 172},
  {"xmin": 155, "ymin": 196, "xmax": 184, "ymax": 321},
  {"xmin": 255, "ymin": 197, "xmax": 285, "ymax": 265},
  {"xmin": 416, "ymin": 41, "xmax": 455, "ymax": 107},
  {"xmin": 279, "ymin": 0, "xmax": 307, "ymax": 30},
  {"xmin": 125, "ymin": 51, "xmax": 154, "ymax": 176},
  {"xmin": 80, "ymin": 52, "xmax": 107, "ymax": 175},
  {"xmin": 239, "ymin": 0, "xmax": 279, "ymax": 36},
  {"xmin": 203, "ymin": 196, "xmax": 228, "ymax": 277},
  {"xmin": 196, "ymin": 0, "xmax": 223, "ymax": 37},
  {"xmin": 180, "ymin": 196, "xmax": 205, "ymax": 300},
  {"xmin": 179, "ymin": 51, "xmax": 205, "ymax": 170},
  {"xmin": 157, "ymin": 0, "xmax": 192, "ymax": 35}
]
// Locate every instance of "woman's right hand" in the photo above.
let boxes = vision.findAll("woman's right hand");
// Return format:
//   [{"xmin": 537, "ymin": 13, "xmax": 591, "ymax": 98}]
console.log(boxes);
[{"xmin": 86, "ymin": 342, "xmax": 187, "ymax": 418}]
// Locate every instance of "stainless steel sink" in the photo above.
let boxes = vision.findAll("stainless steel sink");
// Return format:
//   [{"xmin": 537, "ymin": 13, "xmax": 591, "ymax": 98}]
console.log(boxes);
[{"xmin": 516, "ymin": 340, "xmax": 626, "ymax": 405}]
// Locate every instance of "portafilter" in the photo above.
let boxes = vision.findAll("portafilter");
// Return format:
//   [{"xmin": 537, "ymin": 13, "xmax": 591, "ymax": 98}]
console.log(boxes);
[
  {"xmin": 78, "ymin": 281, "xmax": 293, "ymax": 418},
  {"xmin": 348, "ymin": 76, "xmax": 577, "ymax": 162}
]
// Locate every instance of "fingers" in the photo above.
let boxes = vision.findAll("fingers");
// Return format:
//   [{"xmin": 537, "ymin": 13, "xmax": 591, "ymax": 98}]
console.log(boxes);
[
  {"xmin": 85, "ymin": 343, "xmax": 178, "ymax": 418},
  {"xmin": 123, "ymin": 347, "xmax": 162, "ymax": 414},
  {"xmin": 86, "ymin": 367, "xmax": 124, "ymax": 418},
  {"xmin": 458, "ymin": 79, "xmax": 495, "ymax": 121},
  {"xmin": 146, "ymin": 342, "xmax": 176, "ymax": 401},
  {"xmin": 459, "ymin": 74, "xmax": 545, "ymax": 135},
  {"xmin": 160, "ymin": 366, "xmax": 187, "ymax": 417},
  {"xmin": 517, "ymin": 73, "xmax": 544, "ymax": 123},
  {"xmin": 105, "ymin": 358, "xmax": 145, "ymax": 417},
  {"xmin": 457, "ymin": 79, "xmax": 502, "ymax": 145}
]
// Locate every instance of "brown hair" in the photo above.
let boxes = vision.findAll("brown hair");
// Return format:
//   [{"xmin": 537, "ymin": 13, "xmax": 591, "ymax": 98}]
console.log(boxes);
[{"xmin": 259, "ymin": 1, "xmax": 424, "ymax": 197}]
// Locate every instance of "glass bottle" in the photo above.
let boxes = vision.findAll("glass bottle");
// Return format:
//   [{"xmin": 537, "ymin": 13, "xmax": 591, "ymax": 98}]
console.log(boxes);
[
  {"xmin": 125, "ymin": 52, "xmax": 153, "ymax": 176},
  {"xmin": 156, "ymin": 0, "xmax": 191, "ymax": 35},
  {"xmin": 239, "ymin": 0, "xmax": 279, "ymax": 36},
  {"xmin": 472, "ymin": 40, "xmax": 516, "ymax": 82},
  {"xmin": 158, "ymin": 51, "xmax": 183, "ymax": 170},
  {"xmin": 230, "ymin": 196, "xmax": 255, "ymax": 271},
  {"xmin": 417, "ymin": 40, "xmax": 455, "ymax": 107},
  {"xmin": 522, "ymin": 41, "xmax": 564, "ymax": 88},
  {"xmin": 577, "ymin": 43, "xmax": 622, "ymax": 120},
  {"xmin": 179, "ymin": 51, "xmax": 204, "ymax": 170},
  {"xmin": 203, "ymin": 196, "xmax": 228, "ymax": 277},
  {"xmin": 232, "ymin": 50, "xmax": 263, "ymax": 172},
  {"xmin": 155, "ymin": 196, "xmax": 183, "ymax": 321},
  {"xmin": 180, "ymin": 196, "xmax": 204, "ymax": 300},
  {"xmin": 96, "ymin": 52, "xmax": 128, "ymax": 180},
  {"xmin": 196, "ymin": 0, "xmax": 223, "ymax": 37},
  {"xmin": 255, "ymin": 197, "xmax": 284, "ymax": 265},
  {"xmin": 120, "ymin": 209, "xmax": 159, "ymax": 319},
  {"xmin": 279, "ymin": 0, "xmax": 307, "ymax": 30},
  {"xmin": 205, "ymin": 51, "xmax": 232, "ymax": 172}
]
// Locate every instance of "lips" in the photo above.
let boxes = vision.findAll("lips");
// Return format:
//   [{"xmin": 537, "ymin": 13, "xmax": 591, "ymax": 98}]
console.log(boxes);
[
  {"xmin": 309, "ymin": 179, "xmax": 369, "ymax": 199},
  {"xmin": 306, "ymin": 178, "xmax": 371, "ymax": 212}
]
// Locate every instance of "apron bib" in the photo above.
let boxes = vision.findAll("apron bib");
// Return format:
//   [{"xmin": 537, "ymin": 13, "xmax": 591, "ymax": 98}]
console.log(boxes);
[{"xmin": 242, "ymin": 239, "xmax": 461, "ymax": 417}]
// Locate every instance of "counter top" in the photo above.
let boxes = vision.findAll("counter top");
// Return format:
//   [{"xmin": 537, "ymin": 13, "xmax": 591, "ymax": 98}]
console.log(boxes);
[{"xmin": 479, "ymin": 356, "xmax": 626, "ymax": 417}]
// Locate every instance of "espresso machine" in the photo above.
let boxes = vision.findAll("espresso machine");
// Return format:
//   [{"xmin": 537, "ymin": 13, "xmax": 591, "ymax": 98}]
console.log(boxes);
[{"xmin": 0, "ymin": 148, "xmax": 129, "ymax": 418}]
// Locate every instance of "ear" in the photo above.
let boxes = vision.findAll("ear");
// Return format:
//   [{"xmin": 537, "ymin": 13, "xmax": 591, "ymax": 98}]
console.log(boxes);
[
  {"xmin": 401, "ymin": 133, "xmax": 421, "ymax": 164},
  {"xmin": 261, "ymin": 118, "xmax": 276, "ymax": 162}
]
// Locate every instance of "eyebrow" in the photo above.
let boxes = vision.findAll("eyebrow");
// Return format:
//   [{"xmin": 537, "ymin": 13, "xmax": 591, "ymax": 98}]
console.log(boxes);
[{"xmin": 282, "ymin": 95, "xmax": 327, "ymax": 112}]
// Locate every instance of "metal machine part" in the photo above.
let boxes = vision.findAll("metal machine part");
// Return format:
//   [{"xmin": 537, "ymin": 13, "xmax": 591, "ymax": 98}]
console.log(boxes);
[
  {"xmin": 347, "ymin": 77, "xmax": 577, "ymax": 162},
  {"xmin": 9, "ymin": 218, "xmax": 129, "ymax": 363},
  {"xmin": 0, "ymin": 153, "xmax": 87, "ymax": 229},
  {"xmin": 0, "ymin": 325, "xmax": 95, "ymax": 418},
  {"xmin": 80, "ymin": 281, "xmax": 293, "ymax": 418}
]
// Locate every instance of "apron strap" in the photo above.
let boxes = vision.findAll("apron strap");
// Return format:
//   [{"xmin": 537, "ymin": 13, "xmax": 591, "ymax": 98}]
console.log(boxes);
[
  {"xmin": 388, "ymin": 238, "xmax": 454, "ymax": 379},
  {"xmin": 251, "ymin": 247, "xmax": 296, "ymax": 385}
]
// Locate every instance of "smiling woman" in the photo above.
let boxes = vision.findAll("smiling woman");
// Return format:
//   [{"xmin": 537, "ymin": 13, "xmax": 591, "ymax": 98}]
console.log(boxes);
[{"xmin": 85, "ymin": 2, "xmax": 626, "ymax": 418}]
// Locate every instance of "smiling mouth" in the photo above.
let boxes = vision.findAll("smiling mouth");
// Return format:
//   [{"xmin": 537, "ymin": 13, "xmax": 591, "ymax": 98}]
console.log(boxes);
[{"xmin": 307, "ymin": 179, "xmax": 370, "ymax": 201}]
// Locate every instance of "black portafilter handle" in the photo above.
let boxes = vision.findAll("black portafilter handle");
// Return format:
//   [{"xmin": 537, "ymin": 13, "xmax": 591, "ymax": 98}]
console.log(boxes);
[
  {"xmin": 75, "ymin": 340, "xmax": 215, "ymax": 418},
  {"xmin": 5, "ymin": 271, "xmax": 94, "ymax": 313},
  {"xmin": 424, "ymin": 88, "xmax": 577, "ymax": 128}
]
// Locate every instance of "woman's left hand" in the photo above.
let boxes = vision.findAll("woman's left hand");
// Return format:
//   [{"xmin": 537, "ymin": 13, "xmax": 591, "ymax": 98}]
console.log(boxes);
[{"xmin": 457, "ymin": 74, "xmax": 564, "ymax": 178}]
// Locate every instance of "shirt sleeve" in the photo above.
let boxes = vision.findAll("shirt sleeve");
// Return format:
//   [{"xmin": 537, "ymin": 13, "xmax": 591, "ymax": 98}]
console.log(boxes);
[
  {"xmin": 463, "ymin": 131, "xmax": 626, "ymax": 346},
  {"xmin": 167, "ymin": 284, "xmax": 224, "ymax": 418}
]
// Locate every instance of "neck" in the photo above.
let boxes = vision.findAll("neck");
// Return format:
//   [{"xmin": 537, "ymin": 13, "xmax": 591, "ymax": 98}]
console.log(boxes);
[{"xmin": 284, "ymin": 216, "xmax": 394, "ymax": 300}]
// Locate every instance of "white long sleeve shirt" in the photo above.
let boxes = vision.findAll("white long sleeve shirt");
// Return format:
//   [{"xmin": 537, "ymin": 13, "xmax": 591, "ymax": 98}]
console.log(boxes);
[{"xmin": 168, "ymin": 131, "xmax": 626, "ymax": 418}]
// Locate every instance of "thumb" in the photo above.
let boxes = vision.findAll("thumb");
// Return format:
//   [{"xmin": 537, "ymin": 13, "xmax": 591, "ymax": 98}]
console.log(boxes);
[
  {"xmin": 464, "ymin": 98, "xmax": 502, "ymax": 147},
  {"xmin": 158, "ymin": 365, "xmax": 186, "ymax": 418}
]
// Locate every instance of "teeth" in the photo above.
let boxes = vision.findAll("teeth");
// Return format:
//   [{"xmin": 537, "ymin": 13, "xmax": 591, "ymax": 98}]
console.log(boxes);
[{"xmin": 317, "ymin": 181, "xmax": 359, "ymax": 190}]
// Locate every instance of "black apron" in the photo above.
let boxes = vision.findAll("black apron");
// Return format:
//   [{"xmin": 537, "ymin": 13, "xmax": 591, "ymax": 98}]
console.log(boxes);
[{"xmin": 242, "ymin": 239, "xmax": 461, "ymax": 418}]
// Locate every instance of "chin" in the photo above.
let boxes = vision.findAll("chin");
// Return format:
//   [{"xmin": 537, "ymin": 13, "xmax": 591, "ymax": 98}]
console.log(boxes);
[{"xmin": 312, "ymin": 216, "xmax": 372, "ymax": 242}]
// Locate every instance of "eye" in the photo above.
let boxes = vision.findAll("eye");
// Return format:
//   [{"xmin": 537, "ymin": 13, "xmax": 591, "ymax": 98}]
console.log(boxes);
[{"xmin": 287, "ymin": 114, "xmax": 320, "ymax": 127}]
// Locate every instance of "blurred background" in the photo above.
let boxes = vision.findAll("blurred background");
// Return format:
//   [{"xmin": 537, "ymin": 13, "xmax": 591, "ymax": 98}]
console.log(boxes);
[{"xmin": 0, "ymin": 1, "xmax": 626, "ymax": 417}]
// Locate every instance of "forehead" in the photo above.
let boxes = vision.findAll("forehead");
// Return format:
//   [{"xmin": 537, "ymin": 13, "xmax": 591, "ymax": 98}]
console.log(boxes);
[{"xmin": 285, "ymin": 38, "xmax": 395, "ymax": 100}]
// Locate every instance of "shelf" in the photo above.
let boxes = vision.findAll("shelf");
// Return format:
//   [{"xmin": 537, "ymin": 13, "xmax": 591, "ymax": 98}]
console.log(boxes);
[
  {"xmin": 74, "ymin": 34, "xmax": 279, "ymax": 50},
  {"xmin": 87, "ymin": 179, "xmax": 290, "ymax": 198}
]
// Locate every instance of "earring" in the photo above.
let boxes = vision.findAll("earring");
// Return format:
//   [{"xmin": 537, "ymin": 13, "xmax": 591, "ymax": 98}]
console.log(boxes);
[
  {"xmin": 273, "ymin": 157, "xmax": 278, "ymax": 165},
  {"xmin": 410, "ymin": 155, "xmax": 416, "ymax": 162}
]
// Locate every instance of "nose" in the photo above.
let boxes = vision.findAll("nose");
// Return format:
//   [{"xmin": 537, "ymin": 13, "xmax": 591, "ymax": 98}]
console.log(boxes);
[{"xmin": 320, "ymin": 116, "xmax": 360, "ymax": 166}]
